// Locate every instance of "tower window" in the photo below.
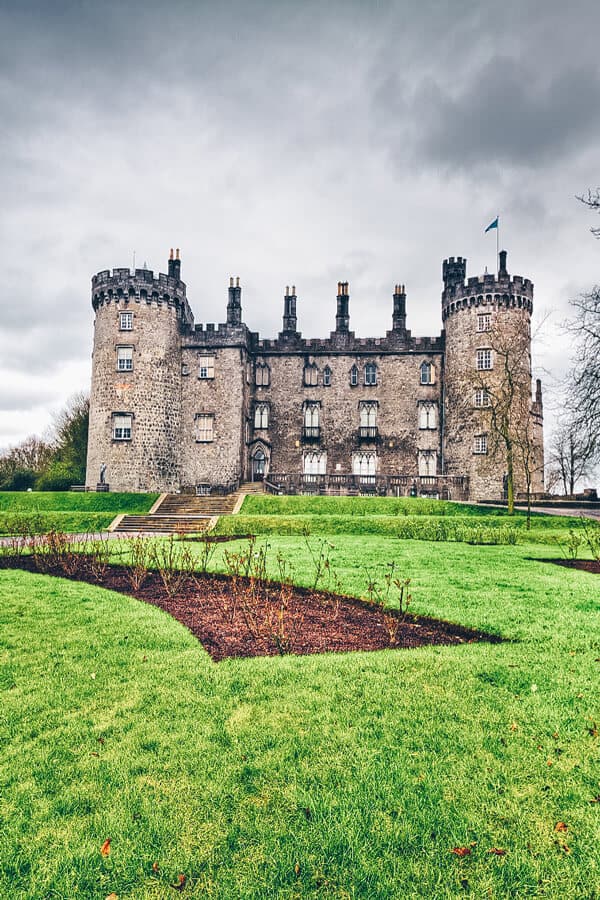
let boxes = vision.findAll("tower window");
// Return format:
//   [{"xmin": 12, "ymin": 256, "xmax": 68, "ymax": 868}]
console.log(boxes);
[
  {"xmin": 195, "ymin": 414, "xmax": 214, "ymax": 442},
  {"xmin": 254, "ymin": 403, "xmax": 269, "ymax": 429},
  {"xmin": 119, "ymin": 311, "xmax": 133, "ymax": 331},
  {"xmin": 116, "ymin": 346, "xmax": 133, "ymax": 371},
  {"xmin": 418, "ymin": 450, "xmax": 437, "ymax": 476},
  {"xmin": 474, "ymin": 434, "xmax": 488, "ymax": 454},
  {"xmin": 112, "ymin": 413, "xmax": 132, "ymax": 441},
  {"xmin": 474, "ymin": 388, "xmax": 491, "ymax": 407},
  {"xmin": 477, "ymin": 313, "xmax": 491, "ymax": 332},
  {"xmin": 420, "ymin": 361, "xmax": 434, "ymax": 384},
  {"xmin": 323, "ymin": 366, "xmax": 332, "ymax": 386},
  {"xmin": 304, "ymin": 364, "xmax": 318, "ymax": 386},
  {"xmin": 364, "ymin": 362, "xmax": 378, "ymax": 386},
  {"xmin": 350, "ymin": 365, "xmax": 358, "ymax": 386},
  {"xmin": 476, "ymin": 349, "xmax": 492, "ymax": 371},
  {"xmin": 255, "ymin": 363, "xmax": 270, "ymax": 386},
  {"xmin": 199, "ymin": 355, "xmax": 215, "ymax": 379}
]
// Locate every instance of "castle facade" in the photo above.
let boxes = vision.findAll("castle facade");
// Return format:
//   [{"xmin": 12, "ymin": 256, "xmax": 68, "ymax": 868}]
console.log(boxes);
[{"xmin": 85, "ymin": 249, "xmax": 544, "ymax": 500}]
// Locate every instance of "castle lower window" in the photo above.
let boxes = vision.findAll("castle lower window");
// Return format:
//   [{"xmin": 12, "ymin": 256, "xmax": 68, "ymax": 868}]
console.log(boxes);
[
  {"xmin": 474, "ymin": 434, "xmax": 488, "ymax": 454},
  {"xmin": 476, "ymin": 349, "xmax": 492, "ymax": 370},
  {"xmin": 119, "ymin": 312, "xmax": 133, "ymax": 331},
  {"xmin": 303, "ymin": 451, "xmax": 326, "ymax": 475},
  {"xmin": 418, "ymin": 402, "xmax": 437, "ymax": 429},
  {"xmin": 350, "ymin": 365, "xmax": 358, "ymax": 386},
  {"xmin": 116, "ymin": 347, "xmax": 133, "ymax": 371},
  {"xmin": 359, "ymin": 401, "xmax": 377, "ymax": 434},
  {"xmin": 254, "ymin": 403, "xmax": 269, "ymax": 429},
  {"xmin": 474, "ymin": 388, "xmax": 491, "ymax": 407},
  {"xmin": 323, "ymin": 366, "xmax": 332, "ymax": 386},
  {"xmin": 418, "ymin": 450, "xmax": 437, "ymax": 476},
  {"xmin": 352, "ymin": 451, "xmax": 377, "ymax": 478},
  {"xmin": 195, "ymin": 414, "xmax": 214, "ymax": 442},
  {"xmin": 199, "ymin": 355, "xmax": 215, "ymax": 379},
  {"xmin": 112, "ymin": 414, "xmax": 132, "ymax": 441},
  {"xmin": 477, "ymin": 313, "xmax": 491, "ymax": 332}
]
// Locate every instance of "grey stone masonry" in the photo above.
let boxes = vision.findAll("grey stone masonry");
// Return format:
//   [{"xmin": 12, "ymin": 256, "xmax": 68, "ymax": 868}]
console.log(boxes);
[{"xmin": 86, "ymin": 248, "xmax": 544, "ymax": 499}]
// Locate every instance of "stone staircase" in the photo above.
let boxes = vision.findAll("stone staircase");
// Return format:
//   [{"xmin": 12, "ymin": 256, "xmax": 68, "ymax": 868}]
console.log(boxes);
[{"xmin": 112, "ymin": 486, "xmax": 259, "ymax": 534}]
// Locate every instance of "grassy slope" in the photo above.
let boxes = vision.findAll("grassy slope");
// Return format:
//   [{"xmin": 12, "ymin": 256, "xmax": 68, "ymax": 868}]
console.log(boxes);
[
  {"xmin": 1, "ymin": 533, "xmax": 599, "ymax": 898},
  {"xmin": 0, "ymin": 492, "xmax": 158, "ymax": 534}
]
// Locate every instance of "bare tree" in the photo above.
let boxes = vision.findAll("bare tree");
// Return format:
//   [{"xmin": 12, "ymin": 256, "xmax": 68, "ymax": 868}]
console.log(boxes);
[
  {"xmin": 548, "ymin": 416, "xmax": 598, "ymax": 496},
  {"xmin": 578, "ymin": 188, "xmax": 600, "ymax": 238}
]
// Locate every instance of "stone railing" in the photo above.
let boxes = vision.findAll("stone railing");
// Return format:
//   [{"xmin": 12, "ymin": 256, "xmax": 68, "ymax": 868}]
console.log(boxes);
[{"xmin": 267, "ymin": 473, "xmax": 470, "ymax": 500}]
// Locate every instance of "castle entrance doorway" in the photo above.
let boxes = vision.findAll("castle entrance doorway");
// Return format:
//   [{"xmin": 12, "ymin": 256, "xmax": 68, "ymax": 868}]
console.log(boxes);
[{"xmin": 251, "ymin": 448, "xmax": 266, "ymax": 482}]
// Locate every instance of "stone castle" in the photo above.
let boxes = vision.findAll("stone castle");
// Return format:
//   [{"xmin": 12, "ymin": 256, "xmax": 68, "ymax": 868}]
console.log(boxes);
[{"xmin": 85, "ymin": 248, "xmax": 544, "ymax": 500}]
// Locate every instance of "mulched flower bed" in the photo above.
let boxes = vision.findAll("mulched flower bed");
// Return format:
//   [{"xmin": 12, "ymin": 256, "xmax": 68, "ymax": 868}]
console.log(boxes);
[
  {"xmin": 0, "ymin": 555, "xmax": 502, "ymax": 661},
  {"xmin": 539, "ymin": 558, "xmax": 600, "ymax": 575}
]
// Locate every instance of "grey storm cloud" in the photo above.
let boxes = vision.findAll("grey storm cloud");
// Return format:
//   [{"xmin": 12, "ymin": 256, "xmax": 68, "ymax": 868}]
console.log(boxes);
[{"xmin": 0, "ymin": 0, "xmax": 599, "ymax": 448}]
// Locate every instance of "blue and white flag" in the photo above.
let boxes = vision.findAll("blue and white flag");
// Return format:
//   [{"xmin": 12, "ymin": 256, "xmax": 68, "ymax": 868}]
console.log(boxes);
[{"xmin": 485, "ymin": 216, "xmax": 499, "ymax": 233}]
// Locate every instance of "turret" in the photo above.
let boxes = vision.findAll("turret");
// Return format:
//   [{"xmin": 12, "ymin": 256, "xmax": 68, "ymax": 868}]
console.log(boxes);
[
  {"xmin": 442, "ymin": 256, "xmax": 467, "ymax": 297},
  {"xmin": 227, "ymin": 276, "xmax": 242, "ymax": 327},
  {"xmin": 392, "ymin": 283, "xmax": 406, "ymax": 331},
  {"xmin": 335, "ymin": 281, "xmax": 350, "ymax": 333},
  {"xmin": 86, "ymin": 252, "xmax": 190, "ymax": 492},
  {"xmin": 282, "ymin": 284, "xmax": 298, "ymax": 333}
]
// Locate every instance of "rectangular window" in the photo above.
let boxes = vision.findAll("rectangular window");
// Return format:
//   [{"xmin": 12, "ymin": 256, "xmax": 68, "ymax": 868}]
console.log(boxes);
[
  {"xmin": 304, "ymin": 365, "xmax": 318, "ymax": 386},
  {"xmin": 195, "ymin": 414, "xmax": 214, "ymax": 442},
  {"xmin": 477, "ymin": 313, "xmax": 491, "ymax": 332},
  {"xmin": 199, "ymin": 355, "xmax": 215, "ymax": 379},
  {"xmin": 254, "ymin": 403, "xmax": 269, "ymax": 429},
  {"xmin": 112, "ymin": 414, "xmax": 132, "ymax": 440},
  {"xmin": 474, "ymin": 388, "xmax": 491, "ymax": 407},
  {"xmin": 255, "ymin": 363, "xmax": 270, "ymax": 386},
  {"xmin": 420, "ymin": 362, "xmax": 434, "ymax": 384},
  {"xmin": 350, "ymin": 366, "xmax": 358, "ymax": 386},
  {"xmin": 364, "ymin": 363, "xmax": 377, "ymax": 386},
  {"xmin": 119, "ymin": 311, "xmax": 133, "ymax": 331},
  {"xmin": 476, "ymin": 349, "xmax": 492, "ymax": 370},
  {"xmin": 474, "ymin": 434, "xmax": 488, "ymax": 454},
  {"xmin": 418, "ymin": 402, "xmax": 437, "ymax": 429},
  {"xmin": 352, "ymin": 451, "xmax": 377, "ymax": 478},
  {"xmin": 117, "ymin": 346, "xmax": 133, "ymax": 371}
]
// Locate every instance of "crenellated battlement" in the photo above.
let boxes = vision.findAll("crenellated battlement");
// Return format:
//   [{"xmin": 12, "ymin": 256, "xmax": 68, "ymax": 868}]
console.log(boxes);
[
  {"xmin": 91, "ymin": 267, "xmax": 193, "ymax": 324},
  {"xmin": 441, "ymin": 251, "xmax": 533, "ymax": 321}
]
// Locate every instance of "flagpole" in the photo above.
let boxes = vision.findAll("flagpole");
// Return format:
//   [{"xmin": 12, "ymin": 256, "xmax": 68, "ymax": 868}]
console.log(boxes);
[{"xmin": 496, "ymin": 215, "xmax": 499, "ymax": 274}]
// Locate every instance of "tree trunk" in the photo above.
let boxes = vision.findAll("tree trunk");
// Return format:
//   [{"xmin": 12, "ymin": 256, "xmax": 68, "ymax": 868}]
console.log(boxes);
[{"xmin": 506, "ymin": 441, "xmax": 515, "ymax": 515}]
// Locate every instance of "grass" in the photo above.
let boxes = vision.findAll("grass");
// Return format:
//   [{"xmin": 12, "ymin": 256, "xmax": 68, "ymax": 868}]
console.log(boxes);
[
  {"xmin": 1, "ymin": 515, "xmax": 599, "ymax": 897},
  {"xmin": 0, "ymin": 492, "xmax": 158, "ymax": 534}
]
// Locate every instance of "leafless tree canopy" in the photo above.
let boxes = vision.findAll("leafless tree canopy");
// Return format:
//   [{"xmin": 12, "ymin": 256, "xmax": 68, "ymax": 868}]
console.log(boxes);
[{"xmin": 578, "ymin": 188, "xmax": 600, "ymax": 238}]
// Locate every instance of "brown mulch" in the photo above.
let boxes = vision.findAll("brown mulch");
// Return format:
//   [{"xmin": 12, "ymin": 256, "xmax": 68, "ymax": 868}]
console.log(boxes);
[
  {"xmin": 0, "ymin": 556, "xmax": 502, "ymax": 661},
  {"xmin": 538, "ymin": 558, "xmax": 600, "ymax": 575}
]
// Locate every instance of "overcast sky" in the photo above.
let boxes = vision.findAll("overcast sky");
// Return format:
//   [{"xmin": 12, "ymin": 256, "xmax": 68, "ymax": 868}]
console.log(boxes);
[{"xmin": 1, "ymin": 0, "xmax": 599, "ymax": 452}]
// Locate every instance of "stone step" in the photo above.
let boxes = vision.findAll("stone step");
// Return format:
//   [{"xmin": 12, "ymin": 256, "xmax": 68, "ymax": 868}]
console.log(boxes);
[{"xmin": 115, "ymin": 515, "xmax": 212, "ymax": 534}]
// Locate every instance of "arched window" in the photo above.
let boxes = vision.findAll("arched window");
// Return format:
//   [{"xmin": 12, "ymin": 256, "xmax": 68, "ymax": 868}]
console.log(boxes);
[
  {"xmin": 364, "ymin": 362, "xmax": 377, "ymax": 386},
  {"xmin": 303, "ymin": 451, "xmax": 326, "ymax": 475},
  {"xmin": 323, "ymin": 366, "xmax": 332, "ymax": 387},
  {"xmin": 418, "ymin": 450, "xmax": 437, "ymax": 476},
  {"xmin": 359, "ymin": 402, "xmax": 377, "ymax": 428},
  {"xmin": 352, "ymin": 451, "xmax": 377, "ymax": 477},
  {"xmin": 254, "ymin": 403, "xmax": 269, "ymax": 429},
  {"xmin": 420, "ymin": 361, "xmax": 434, "ymax": 384},
  {"xmin": 255, "ymin": 363, "xmax": 270, "ymax": 386},
  {"xmin": 350, "ymin": 365, "xmax": 358, "ymax": 386},
  {"xmin": 304, "ymin": 403, "xmax": 320, "ymax": 428},
  {"xmin": 418, "ymin": 402, "xmax": 437, "ymax": 429}
]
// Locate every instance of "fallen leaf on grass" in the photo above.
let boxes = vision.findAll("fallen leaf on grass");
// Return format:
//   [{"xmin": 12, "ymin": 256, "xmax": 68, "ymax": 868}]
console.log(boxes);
[
  {"xmin": 554, "ymin": 822, "xmax": 568, "ymax": 833},
  {"xmin": 100, "ymin": 838, "xmax": 111, "ymax": 857},
  {"xmin": 294, "ymin": 862, "xmax": 301, "ymax": 876},
  {"xmin": 587, "ymin": 721, "xmax": 598, "ymax": 737},
  {"xmin": 152, "ymin": 862, "xmax": 160, "ymax": 872},
  {"xmin": 557, "ymin": 842, "xmax": 571, "ymax": 854},
  {"xmin": 589, "ymin": 795, "xmax": 600, "ymax": 803},
  {"xmin": 450, "ymin": 847, "xmax": 472, "ymax": 857},
  {"xmin": 487, "ymin": 848, "xmax": 507, "ymax": 856},
  {"xmin": 510, "ymin": 722, "xmax": 518, "ymax": 732},
  {"xmin": 106, "ymin": 894, "xmax": 118, "ymax": 900},
  {"xmin": 170, "ymin": 874, "xmax": 186, "ymax": 891}
]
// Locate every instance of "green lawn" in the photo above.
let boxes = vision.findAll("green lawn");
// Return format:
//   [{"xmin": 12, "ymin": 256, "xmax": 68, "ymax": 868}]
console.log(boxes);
[
  {"xmin": 1, "ymin": 520, "xmax": 599, "ymax": 897},
  {"xmin": 0, "ymin": 492, "xmax": 158, "ymax": 534}
]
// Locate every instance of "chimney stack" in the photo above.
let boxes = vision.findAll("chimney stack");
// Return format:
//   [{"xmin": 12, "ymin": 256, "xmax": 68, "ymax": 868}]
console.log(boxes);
[
  {"xmin": 282, "ymin": 284, "xmax": 298, "ymax": 333},
  {"xmin": 392, "ymin": 283, "xmax": 406, "ymax": 331},
  {"xmin": 335, "ymin": 281, "xmax": 350, "ymax": 333},
  {"xmin": 227, "ymin": 276, "xmax": 242, "ymax": 326}
]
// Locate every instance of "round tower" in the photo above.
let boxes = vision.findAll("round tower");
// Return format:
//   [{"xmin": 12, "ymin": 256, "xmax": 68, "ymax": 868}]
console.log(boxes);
[
  {"xmin": 85, "ymin": 250, "xmax": 193, "ymax": 492},
  {"xmin": 441, "ymin": 251, "xmax": 542, "ymax": 501}
]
